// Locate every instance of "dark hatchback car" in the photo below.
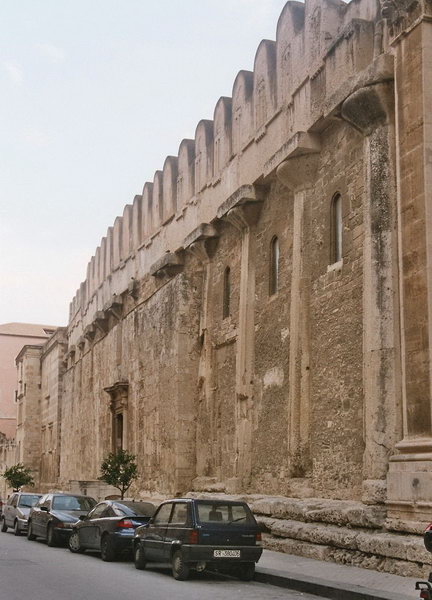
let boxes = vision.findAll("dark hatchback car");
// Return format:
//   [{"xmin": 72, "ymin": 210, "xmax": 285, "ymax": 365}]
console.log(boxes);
[
  {"xmin": 68, "ymin": 500, "xmax": 156, "ymax": 561},
  {"xmin": 27, "ymin": 493, "xmax": 96, "ymax": 546},
  {"xmin": 133, "ymin": 498, "xmax": 262, "ymax": 581}
]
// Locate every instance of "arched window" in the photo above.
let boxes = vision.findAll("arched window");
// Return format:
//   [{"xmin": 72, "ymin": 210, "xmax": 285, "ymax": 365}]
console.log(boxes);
[
  {"xmin": 269, "ymin": 236, "xmax": 279, "ymax": 295},
  {"xmin": 223, "ymin": 267, "xmax": 231, "ymax": 319},
  {"xmin": 331, "ymin": 193, "xmax": 343, "ymax": 264}
]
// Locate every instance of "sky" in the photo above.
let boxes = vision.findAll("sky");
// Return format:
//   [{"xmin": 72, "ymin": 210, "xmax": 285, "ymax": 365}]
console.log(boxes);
[{"xmin": 0, "ymin": 0, "xmax": 289, "ymax": 327}]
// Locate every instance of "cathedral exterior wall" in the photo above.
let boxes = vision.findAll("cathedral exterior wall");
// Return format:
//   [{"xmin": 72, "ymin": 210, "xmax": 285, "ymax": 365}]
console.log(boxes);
[{"xmin": 16, "ymin": 0, "xmax": 432, "ymax": 577}]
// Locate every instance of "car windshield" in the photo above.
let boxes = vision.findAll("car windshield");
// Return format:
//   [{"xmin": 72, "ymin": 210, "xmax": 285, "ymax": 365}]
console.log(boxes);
[
  {"xmin": 195, "ymin": 502, "xmax": 254, "ymax": 526},
  {"xmin": 52, "ymin": 496, "xmax": 96, "ymax": 511},
  {"xmin": 18, "ymin": 494, "xmax": 41, "ymax": 508},
  {"xmin": 114, "ymin": 501, "xmax": 155, "ymax": 517}
]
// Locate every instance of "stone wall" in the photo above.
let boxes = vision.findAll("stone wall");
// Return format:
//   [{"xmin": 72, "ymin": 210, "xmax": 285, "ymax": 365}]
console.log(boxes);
[
  {"xmin": 16, "ymin": 0, "xmax": 432, "ymax": 577},
  {"xmin": 0, "ymin": 434, "xmax": 16, "ymax": 500}
]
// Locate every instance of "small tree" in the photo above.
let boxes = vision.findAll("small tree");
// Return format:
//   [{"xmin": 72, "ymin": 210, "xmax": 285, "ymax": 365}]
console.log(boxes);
[
  {"xmin": 98, "ymin": 449, "xmax": 138, "ymax": 499},
  {"xmin": 3, "ymin": 463, "xmax": 34, "ymax": 491}
]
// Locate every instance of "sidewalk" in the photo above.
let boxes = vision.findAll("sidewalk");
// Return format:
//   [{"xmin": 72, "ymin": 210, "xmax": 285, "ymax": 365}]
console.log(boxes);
[{"xmin": 256, "ymin": 549, "xmax": 421, "ymax": 600}]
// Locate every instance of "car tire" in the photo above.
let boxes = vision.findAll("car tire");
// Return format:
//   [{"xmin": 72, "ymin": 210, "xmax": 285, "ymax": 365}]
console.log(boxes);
[
  {"xmin": 47, "ymin": 524, "xmax": 58, "ymax": 547},
  {"xmin": 134, "ymin": 543, "xmax": 147, "ymax": 570},
  {"xmin": 172, "ymin": 549, "xmax": 190, "ymax": 581},
  {"xmin": 68, "ymin": 530, "xmax": 85, "ymax": 554},
  {"xmin": 237, "ymin": 562, "xmax": 255, "ymax": 581},
  {"xmin": 100, "ymin": 534, "xmax": 116, "ymax": 562},
  {"xmin": 27, "ymin": 521, "xmax": 36, "ymax": 541},
  {"xmin": 1, "ymin": 517, "xmax": 7, "ymax": 533},
  {"xmin": 13, "ymin": 520, "xmax": 21, "ymax": 536}
]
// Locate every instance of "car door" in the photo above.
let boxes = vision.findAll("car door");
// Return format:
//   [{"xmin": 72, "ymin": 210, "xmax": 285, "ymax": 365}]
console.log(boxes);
[
  {"xmin": 4, "ymin": 494, "xmax": 17, "ymax": 527},
  {"xmin": 91, "ymin": 504, "xmax": 114, "ymax": 550},
  {"xmin": 39, "ymin": 495, "xmax": 52, "ymax": 538},
  {"xmin": 163, "ymin": 502, "xmax": 190, "ymax": 561},
  {"xmin": 143, "ymin": 503, "xmax": 173, "ymax": 561},
  {"xmin": 31, "ymin": 495, "xmax": 48, "ymax": 536},
  {"xmin": 79, "ymin": 503, "xmax": 108, "ymax": 548}
]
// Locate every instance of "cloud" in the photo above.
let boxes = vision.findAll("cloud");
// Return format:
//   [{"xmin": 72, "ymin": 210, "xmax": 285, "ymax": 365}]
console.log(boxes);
[
  {"xmin": 36, "ymin": 42, "xmax": 65, "ymax": 64},
  {"xmin": 3, "ymin": 61, "xmax": 24, "ymax": 85}
]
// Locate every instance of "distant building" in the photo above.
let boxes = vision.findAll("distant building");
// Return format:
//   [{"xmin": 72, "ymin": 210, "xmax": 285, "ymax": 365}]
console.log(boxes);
[{"xmin": 0, "ymin": 323, "xmax": 56, "ymax": 439}]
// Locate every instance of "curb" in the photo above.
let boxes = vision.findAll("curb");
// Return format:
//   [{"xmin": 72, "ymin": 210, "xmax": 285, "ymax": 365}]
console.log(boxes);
[{"xmin": 254, "ymin": 567, "xmax": 411, "ymax": 600}]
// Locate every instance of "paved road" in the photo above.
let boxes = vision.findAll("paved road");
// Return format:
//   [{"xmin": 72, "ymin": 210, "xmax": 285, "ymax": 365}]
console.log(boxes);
[{"xmin": 0, "ymin": 530, "xmax": 325, "ymax": 600}]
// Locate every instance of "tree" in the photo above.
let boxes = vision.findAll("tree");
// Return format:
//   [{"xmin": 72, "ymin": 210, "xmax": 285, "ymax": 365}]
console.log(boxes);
[
  {"xmin": 98, "ymin": 449, "xmax": 138, "ymax": 499},
  {"xmin": 3, "ymin": 463, "xmax": 34, "ymax": 491}
]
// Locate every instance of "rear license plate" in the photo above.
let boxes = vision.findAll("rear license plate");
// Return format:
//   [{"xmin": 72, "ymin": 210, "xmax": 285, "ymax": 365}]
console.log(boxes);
[{"xmin": 213, "ymin": 550, "xmax": 241, "ymax": 558}]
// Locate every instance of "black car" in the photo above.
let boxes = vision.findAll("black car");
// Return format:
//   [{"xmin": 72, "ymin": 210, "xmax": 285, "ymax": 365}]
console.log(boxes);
[
  {"xmin": 68, "ymin": 500, "xmax": 156, "ymax": 561},
  {"xmin": 27, "ymin": 493, "xmax": 96, "ymax": 546},
  {"xmin": 133, "ymin": 498, "xmax": 262, "ymax": 581}
]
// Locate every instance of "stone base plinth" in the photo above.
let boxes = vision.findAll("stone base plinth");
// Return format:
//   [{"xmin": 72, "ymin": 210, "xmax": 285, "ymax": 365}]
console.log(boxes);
[{"xmin": 387, "ymin": 440, "xmax": 432, "ymax": 523}]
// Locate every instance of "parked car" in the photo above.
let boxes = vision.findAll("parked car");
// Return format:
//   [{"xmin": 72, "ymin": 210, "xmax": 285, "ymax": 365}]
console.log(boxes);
[
  {"xmin": 1, "ymin": 492, "xmax": 42, "ymax": 535},
  {"xmin": 133, "ymin": 498, "xmax": 263, "ymax": 581},
  {"xmin": 68, "ymin": 500, "xmax": 156, "ymax": 561},
  {"xmin": 27, "ymin": 493, "xmax": 96, "ymax": 546}
]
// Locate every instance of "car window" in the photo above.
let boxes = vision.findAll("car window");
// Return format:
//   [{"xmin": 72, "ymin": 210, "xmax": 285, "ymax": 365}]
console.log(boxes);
[
  {"xmin": 41, "ymin": 496, "xmax": 52, "ymax": 510},
  {"xmin": 52, "ymin": 496, "xmax": 96, "ymax": 511},
  {"xmin": 89, "ymin": 503, "xmax": 108, "ymax": 519},
  {"xmin": 35, "ymin": 495, "xmax": 48, "ymax": 508},
  {"xmin": 113, "ymin": 502, "xmax": 155, "ymax": 517},
  {"xmin": 153, "ymin": 503, "xmax": 172, "ymax": 525},
  {"xmin": 18, "ymin": 494, "xmax": 40, "ymax": 508},
  {"xmin": 195, "ymin": 502, "xmax": 254, "ymax": 526},
  {"xmin": 170, "ymin": 503, "xmax": 188, "ymax": 526},
  {"xmin": 8, "ymin": 494, "xmax": 17, "ymax": 507}
]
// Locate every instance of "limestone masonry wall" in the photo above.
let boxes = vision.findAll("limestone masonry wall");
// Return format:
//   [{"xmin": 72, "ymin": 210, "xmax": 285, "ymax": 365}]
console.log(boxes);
[{"xmin": 17, "ymin": 0, "xmax": 432, "ymax": 578}]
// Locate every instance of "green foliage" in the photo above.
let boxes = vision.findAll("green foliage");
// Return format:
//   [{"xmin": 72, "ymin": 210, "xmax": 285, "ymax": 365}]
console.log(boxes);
[
  {"xmin": 98, "ymin": 449, "xmax": 138, "ymax": 499},
  {"xmin": 3, "ymin": 463, "xmax": 34, "ymax": 491}
]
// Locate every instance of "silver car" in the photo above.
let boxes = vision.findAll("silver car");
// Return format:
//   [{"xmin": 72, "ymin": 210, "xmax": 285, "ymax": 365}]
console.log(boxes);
[{"xmin": 1, "ymin": 492, "xmax": 42, "ymax": 536}]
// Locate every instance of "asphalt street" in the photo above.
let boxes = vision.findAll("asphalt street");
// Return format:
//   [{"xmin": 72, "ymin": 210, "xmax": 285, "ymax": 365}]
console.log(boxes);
[{"xmin": 0, "ymin": 531, "xmax": 325, "ymax": 600}]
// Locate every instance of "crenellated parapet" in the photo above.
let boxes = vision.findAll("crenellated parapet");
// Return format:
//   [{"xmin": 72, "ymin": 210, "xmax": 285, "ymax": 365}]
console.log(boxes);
[{"xmin": 68, "ymin": 0, "xmax": 388, "ymax": 344}]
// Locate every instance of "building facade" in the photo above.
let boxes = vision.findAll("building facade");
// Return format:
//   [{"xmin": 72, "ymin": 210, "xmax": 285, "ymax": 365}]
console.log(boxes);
[
  {"xmin": 15, "ymin": 0, "xmax": 432, "ymax": 576},
  {"xmin": 0, "ymin": 323, "xmax": 55, "ymax": 439}
]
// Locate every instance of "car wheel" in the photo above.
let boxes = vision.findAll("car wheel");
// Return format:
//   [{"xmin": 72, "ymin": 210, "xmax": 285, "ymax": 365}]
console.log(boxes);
[
  {"xmin": 134, "ymin": 543, "xmax": 147, "ymax": 570},
  {"xmin": 237, "ymin": 562, "xmax": 255, "ymax": 581},
  {"xmin": 100, "ymin": 534, "xmax": 116, "ymax": 562},
  {"xmin": 27, "ymin": 521, "xmax": 36, "ymax": 540},
  {"xmin": 47, "ymin": 524, "xmax": 58, "ymax": 547},
  {"xmin": 172, "ymin": 549, "xmax": 190, "ymax": 581},
  {"xmin": 13, "ymin": 520, "xmax": 21, "ymax": 536},
  {"xmin": 1, "ymin": 517, "xmax": 7, "ymax": 533},
  {"xmin": 68, "ymin": 530, "xmax": 85, "ymax": 553}
]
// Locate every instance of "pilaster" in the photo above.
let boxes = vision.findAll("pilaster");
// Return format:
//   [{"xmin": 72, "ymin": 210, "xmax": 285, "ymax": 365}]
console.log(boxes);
[
  {"xmin": 341, "ymin": 81, "xmax": 401, "ymax": 505},
  {"xmin": 382, "ymin": 4, "xmax": 432, "ymax": 524},
  {"xmin": 183, "ymin": 224, "xmax": 219, "ymax": 481},
  {"xmin": 277, "ymin": 152, "xmax": 319, "ymax": 477},
  {"xmin": 217, "ymin": 186, "xmax": 263, "ymax": 489}
]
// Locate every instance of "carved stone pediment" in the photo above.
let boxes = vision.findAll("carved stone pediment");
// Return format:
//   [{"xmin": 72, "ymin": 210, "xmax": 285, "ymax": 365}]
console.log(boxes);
[{"xmin": 104, "ymin": 380, "xmax": 129, "ymax": 412}]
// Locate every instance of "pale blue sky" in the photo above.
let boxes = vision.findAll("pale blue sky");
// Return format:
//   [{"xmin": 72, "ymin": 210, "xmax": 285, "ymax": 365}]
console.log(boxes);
[{"xmin": 0, "ymin": 0, "xmax": 288, "ymax": 326}]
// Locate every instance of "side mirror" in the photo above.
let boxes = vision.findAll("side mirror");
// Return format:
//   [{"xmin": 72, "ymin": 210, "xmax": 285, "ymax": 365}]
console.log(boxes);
[
  {"xmin": 40, "ymin": 506, "xmax": 48, "ymax": 512},
  {"xmin": 79, "ymin": 515, "xmax": 87, "ymax": 521}
]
